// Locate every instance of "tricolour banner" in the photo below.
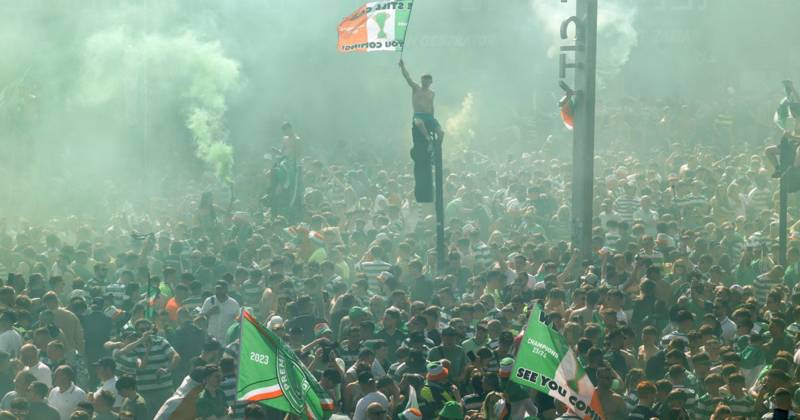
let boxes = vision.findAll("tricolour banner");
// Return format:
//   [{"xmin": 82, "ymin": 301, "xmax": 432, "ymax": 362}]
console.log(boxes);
[
  {"xmin": 337, "ymin": 1, "xmax": 413, "ymax": 53},
  {"xmin": 236, "ymin": 311, "xmax": 333, "ymax": 420},
  {"xmin": 511, "ymin": 307, "xmax": 604, "ymax": 420}
]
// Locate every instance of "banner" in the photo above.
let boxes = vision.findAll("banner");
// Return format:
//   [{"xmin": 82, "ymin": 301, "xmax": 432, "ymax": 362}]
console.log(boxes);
[
  {"xmin": 511, "ymin": 307, "xmax": 604, "ymax": 420},
  {"xmin": 236, "ymin": 311, "xmax": 333, "ymax": 420},
  {"xmin": 337, "ymin": 1, "xmax": 413, "ymax": 53}
]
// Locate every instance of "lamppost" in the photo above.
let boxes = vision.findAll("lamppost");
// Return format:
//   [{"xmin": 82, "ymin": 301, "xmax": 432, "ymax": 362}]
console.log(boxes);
[{"xmin": 559, "ymin": 0, "xmax": 598, "ymax": 261}]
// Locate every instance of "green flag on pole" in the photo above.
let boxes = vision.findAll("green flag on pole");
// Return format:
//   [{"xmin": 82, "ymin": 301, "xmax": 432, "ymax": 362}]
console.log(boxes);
[
  {"xmin": 510, "ymin": 306, "xmax": 605, "ymax": 420},
  {"xmin": 236, "ymin": 311, "xmax": 334, "ymax": 419}
]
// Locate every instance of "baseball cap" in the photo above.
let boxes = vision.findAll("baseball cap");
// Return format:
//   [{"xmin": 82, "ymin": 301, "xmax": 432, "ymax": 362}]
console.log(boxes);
[{"xmin": 349, "ymin": 306, "xmax": 369, "ymax": 319}]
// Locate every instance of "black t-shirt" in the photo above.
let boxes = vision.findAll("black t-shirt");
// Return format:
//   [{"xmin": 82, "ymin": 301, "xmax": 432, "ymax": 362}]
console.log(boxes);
[
  {"xmin": 171, "ymin": 322, "xmax": 207, "ymax": 361},
  {"xmin": 534, "ymin": 389, "xmax": 556, "ymax": 413},
  {"xmin": 426, "ymin": 329, "xmax": 441, "ymax": 347},
  {"xmin": 82, "ymin": 310, "xmax": 113, "ymax": 361},
  {"xmin": 629, "ymin": 405, "xmax": 657, "ymax": 420},
  {"xmin": 409, "ymin": 275, "xmax": 433, "ymax": 303},
  {"xmin": 375, "ymin": 328, "xmax": 406, "ymax": 363}
]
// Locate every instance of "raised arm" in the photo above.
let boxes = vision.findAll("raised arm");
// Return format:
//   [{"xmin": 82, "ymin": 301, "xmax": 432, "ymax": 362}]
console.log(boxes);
[{"xmin": 399, "ymin": 59, "xmax": 419, "ymax": 90}]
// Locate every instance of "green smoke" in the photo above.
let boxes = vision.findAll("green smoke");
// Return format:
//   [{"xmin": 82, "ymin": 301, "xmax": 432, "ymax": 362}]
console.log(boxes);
[
  {"xmin": 78, "ymin": 28, "xmax": 240, "ymax": 183},
  {"xmin": 187, "ymin": 107, "xmax": 234, "ymax": 183}
]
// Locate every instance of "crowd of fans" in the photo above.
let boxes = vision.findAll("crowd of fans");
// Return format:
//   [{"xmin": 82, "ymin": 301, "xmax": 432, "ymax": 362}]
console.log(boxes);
[{"xmin": 0, "ymin": 103, "xmax": 797, "ymax": 420}]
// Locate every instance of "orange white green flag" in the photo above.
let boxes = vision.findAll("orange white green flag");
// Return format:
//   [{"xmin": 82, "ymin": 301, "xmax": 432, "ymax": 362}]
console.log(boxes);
[
  {"xmin": 338, "ymin": 1, "xmax": 413, "ymax": 53},
  {"xmin": 511, "ymin": 306, "xmax": 605, "ymax": 420}
]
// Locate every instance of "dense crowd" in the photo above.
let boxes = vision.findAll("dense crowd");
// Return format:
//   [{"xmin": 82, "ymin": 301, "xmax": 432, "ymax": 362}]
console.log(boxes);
[{"xmin": 0, "ymin": 98, "xmax": 798, "ymax": 420}]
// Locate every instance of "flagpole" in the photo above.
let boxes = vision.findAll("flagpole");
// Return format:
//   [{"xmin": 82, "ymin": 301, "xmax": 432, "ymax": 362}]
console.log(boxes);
[
  {"xmin": 233, "ymin": 308, "xmax": 245, "ymax": 417},
  {"xmin": 400, "ymin": 0, "xmax": 416, "ymax": 59}
]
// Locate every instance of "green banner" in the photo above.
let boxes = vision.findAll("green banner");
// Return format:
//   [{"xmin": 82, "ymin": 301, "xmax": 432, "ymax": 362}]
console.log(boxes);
[
  {"xmin": 511, "ymin": 307, "xmax": 604, "ymax": 420},
  {"xmin": 237, "ymin": 311, "xmax": 333, "ymax": 419}
]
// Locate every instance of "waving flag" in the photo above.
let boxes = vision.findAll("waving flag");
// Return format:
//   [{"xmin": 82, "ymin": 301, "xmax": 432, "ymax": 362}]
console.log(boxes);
[
  {"xmin": 338, "ymin": 1, "xmax": 413, "ymax": 53},
  {"xmin": 236, "ymin": 311, "xmax": 333, "ymax": 420},
  {"xmin": 511, "ymin": 307, "xmax": 604, "ymax": 420},
  {"xmin": 401, "ymin": 385, "xmax": 422, "ymax": 418},
  {"xmin": 775, "ymin": 97, "xmax": 797, "ymax": 131}
]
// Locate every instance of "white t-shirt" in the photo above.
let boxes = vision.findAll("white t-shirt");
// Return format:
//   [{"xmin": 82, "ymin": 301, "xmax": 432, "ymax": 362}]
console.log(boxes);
[
  {"xmin": 154, "ymin": 395, "xmax": 184, "ymax": 420},
  {"xmin": 25, "ymin": 361, "xmax": 52, "ymax": 387},
  {"xmin": 48, "ymin": 384, "xmax": 87, "ymax": 420},
  {"xmin": 200, "ymin": 295, "xmax": 240, "ymax": 343},
  {"xmin": 175, "ymin": 376, "xmax": 200, "ymax": 397},
  {"xmin": 0, "ymin": 329, "xmax": 22, "ymax": 357},
  {"xmin": 94, "ymin": 376, "xmax": 122, "ymax": 408},
  {"xmin": 353, "ymin": 391, "xmax": 388, "ymax": 420}
]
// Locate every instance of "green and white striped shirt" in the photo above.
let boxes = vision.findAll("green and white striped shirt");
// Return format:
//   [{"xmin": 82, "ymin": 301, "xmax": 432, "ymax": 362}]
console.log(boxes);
[
  {"xmin": 129, "ymin": 336, "xmax": 176, "ymax": 392},
  {"xmin": 694, "ymin": 393, "xmax": 724, "ymax": 420},
  {"xmin": 725, "ymin": 394, "xmax": 756, "ymax": 419}
]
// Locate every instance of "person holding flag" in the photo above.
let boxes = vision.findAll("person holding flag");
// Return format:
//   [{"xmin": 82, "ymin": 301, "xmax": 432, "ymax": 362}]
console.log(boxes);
[
  {"xmin": 399, "ymin": 59, "xmax": 444, "ymax": 145},
  {"xmin": 399, "ymin": 59, "xmax": 443, "ymax": 203}
]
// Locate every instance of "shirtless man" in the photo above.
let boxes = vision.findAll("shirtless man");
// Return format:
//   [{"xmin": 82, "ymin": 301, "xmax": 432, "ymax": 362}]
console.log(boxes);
[
  {"xmin": 399, "ymin": 59, "xmax": 445, "ymax": 142},
  {"xmin": 595, "ymin": 366, "xmax": 627, "ymax": 419}
]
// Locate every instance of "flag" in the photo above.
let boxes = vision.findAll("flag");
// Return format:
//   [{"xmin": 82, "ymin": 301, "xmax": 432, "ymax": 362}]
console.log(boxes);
[
  {"xmin": 511, "ymin": 307, "xmax": 604, "ymax": 420},
  {"xmin": 775, "ymin": 97, "xmax": 794, "ymax": 131},
  {"xmin": 236, "ymin": 311, "xmax": 333, "ymax": 420},
  {"xmin": 338, "ymin": 0, "xmax": 413, "ymax": 53},
  {"xmin": 406, "ymin": 385, "xmax": 418, "ymax": 411},
  {"xmin": 401, "ymin": 385, "xmax": 422, "ymax": 418}
]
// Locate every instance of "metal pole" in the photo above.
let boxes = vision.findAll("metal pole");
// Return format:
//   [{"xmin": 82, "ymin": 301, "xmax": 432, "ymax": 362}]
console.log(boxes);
[
  {"xmin": 779, "ymin": 136, "xmax": 790, "ymax": 266},
  {"xmin": 434, "ymin": 135, "xmax": 446, "ymax": 273},
  {"xmin": 570, "ymin": 0, "xmax": 597, "ymax": 261}
]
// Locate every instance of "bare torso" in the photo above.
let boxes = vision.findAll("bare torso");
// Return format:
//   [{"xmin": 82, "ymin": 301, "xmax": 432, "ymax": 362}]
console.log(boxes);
[
  {"xmin": 598, "ymin": 391, "xmax": 628, "ymax": 419},
  {"xmin": 282, "ymin": 134, "xmax": 301, "ymax": 159},
  {"xmin": 412, "ymin": 88, "xmax": 435, "ymax": 114}
]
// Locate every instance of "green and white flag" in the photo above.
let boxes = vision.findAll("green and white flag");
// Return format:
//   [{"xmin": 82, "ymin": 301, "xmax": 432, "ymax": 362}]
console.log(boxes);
[
  {"xmin": 237, "ymin": 311, "xmax": 334, "ymax": 420},
  {"xmin": 775, "ymin": 97, "xmax": 796, "ymax": 131},
  {"xmin": 511, "ymin": 307, "xmax": 604, "ymax": 420},
  {"xmin": 775, "ymin": 82, "xmax": 799, "ymax": 131}
]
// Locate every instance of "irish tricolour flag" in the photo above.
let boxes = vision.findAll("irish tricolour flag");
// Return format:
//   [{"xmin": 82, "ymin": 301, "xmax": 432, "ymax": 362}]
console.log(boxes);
[
  {"xmin": 338, "ymin": 1, "xmax": 413, "ymax": 53},
  {"xmin": 511, "ymin": 307, "xmax": 604, "ymax": 420}
]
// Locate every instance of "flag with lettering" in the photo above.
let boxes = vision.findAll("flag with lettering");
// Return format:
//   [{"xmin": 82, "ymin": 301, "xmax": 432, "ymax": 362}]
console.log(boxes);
[
  {"xmin": 338, "ymin": 1, "xmax": 413, "ymax": 53},
  {"xmin": 511, "ymin": 306, "xmax": 604, "ymax": 420},
  {"xmin": 236, "ymin": 311, "xmax": 333, "ymax": 419}
]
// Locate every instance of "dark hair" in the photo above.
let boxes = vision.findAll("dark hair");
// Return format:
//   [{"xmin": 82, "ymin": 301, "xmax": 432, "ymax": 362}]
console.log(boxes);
[
  {"xmin": 376, "ymin": 376, "xmax": 395, "ymax": 389},
  {"xmin": 220, "ymin": 357, "xmax": 236, "ymax": 375},
  {"xmin": 55, "ymin": 365, "xmax": 75, "ymax": 382},
  {"xmin": 69, "ymin": 411, "xmax": 91, "ymax": 420},
  {"xmin": 97, "ymin": 390, "xmax": 115, "ymax": 406},
  {"xmin": 244, "ymin": 403, "xmax": 267, "ymax": 419},
  {"xmin": 115, "ymin": 375, "xmax": 136, "ymax": 392},
  {"xmin": 28, "ymin": 382, "xmax": 49, "ymax": 398}
]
